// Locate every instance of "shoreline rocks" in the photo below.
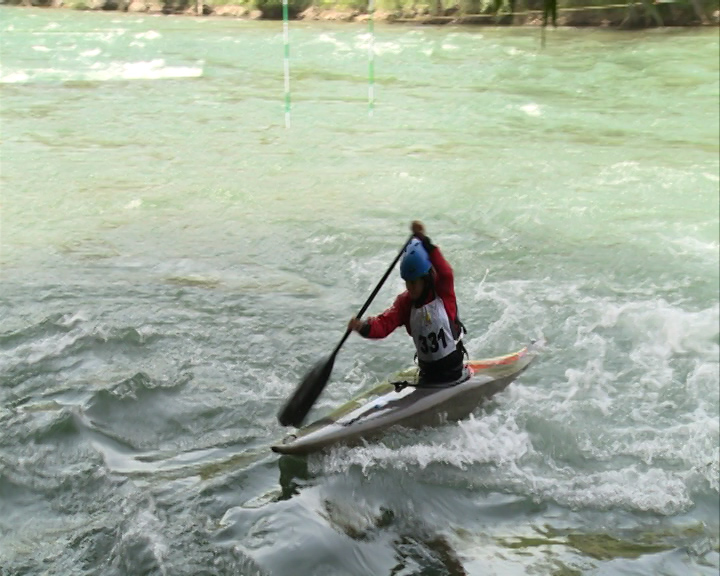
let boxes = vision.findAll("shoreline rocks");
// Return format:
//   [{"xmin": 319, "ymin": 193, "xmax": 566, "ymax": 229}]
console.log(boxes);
[{"xmin": 5, "ymin": 0, "xmax": 719, "ymax": 27}]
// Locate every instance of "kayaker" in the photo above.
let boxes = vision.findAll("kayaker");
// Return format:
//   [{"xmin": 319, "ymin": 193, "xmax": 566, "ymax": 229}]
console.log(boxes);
[{"xmin": 348, "ymin": 221, "xmax": 467, "ymax": 385}]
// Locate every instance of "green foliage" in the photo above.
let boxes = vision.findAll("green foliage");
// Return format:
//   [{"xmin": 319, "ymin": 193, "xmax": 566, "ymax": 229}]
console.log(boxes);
[
  {"xmin": 255, "ymin": 0, "xmax": 310, "ymax": 17},
  {"xmin": 311, "ymin": 0, "xmax": 368, "ymax": 9},
  {"xmin": 203, "ymin": 0, "xmax": 253, "ymax": 6},
  {"xmin": 162, "ymin": 0, "xmax": 192, "ymax": 12}
]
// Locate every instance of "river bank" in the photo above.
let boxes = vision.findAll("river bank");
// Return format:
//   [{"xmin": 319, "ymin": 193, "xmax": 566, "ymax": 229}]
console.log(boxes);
[{"xmin": 3, "ymin": 0, "xmax": 719, "ymax": 28}]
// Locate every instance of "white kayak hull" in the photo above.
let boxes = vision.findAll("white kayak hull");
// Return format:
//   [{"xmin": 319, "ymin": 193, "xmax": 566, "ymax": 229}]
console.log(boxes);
[{"xmin": 272, "ymin": 343, "xmax": 538, "ymax": 456}]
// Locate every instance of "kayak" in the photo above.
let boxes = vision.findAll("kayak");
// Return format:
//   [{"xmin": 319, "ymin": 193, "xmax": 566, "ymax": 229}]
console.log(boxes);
[{"xmin": 271, "ymin": 341, "xmax": 538, "ymax": 456}]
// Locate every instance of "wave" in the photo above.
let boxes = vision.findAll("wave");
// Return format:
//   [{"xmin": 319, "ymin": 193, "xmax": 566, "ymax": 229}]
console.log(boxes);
[
  {"xmin": 86, "ymin": 371, "xmax": 188, "ymax": 415},
  {"xmin": 319, "ymin": 416, "xmax": 698, "ymax": 516},
  {"xmin": 0, "ymin": 314, "xmax": 165, "ymax": 400},
  {"xmin": 0, "ymin": 59, "xmax": 202, "ymax": 84},
  {"xmin": 1, "ymin": 319, "xmax": 160, "ymax": 368},
  {"xmin": 314, "ymin": 281, "xmax": 719, "ymax": 516},
  {"xmin": 0, "ymin": 312, "xmax": 85, "ymax": 346}
]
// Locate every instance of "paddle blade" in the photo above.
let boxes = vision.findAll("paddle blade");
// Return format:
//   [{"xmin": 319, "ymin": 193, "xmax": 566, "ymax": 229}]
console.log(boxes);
[{"xmin": 277, "ymin": 355, "xmax": 336, "ymax": 428}]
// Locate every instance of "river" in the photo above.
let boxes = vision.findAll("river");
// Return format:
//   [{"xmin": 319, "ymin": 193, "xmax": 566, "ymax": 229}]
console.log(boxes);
[{"xmin": 1, "ymin": 7, "xmax": 718, "ymax": 575}]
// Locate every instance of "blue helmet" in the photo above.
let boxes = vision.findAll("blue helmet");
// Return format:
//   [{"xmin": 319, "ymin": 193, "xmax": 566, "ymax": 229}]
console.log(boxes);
[{"xmin": 400, "ymin": 239, "xmax": 432, "ymax": 281}]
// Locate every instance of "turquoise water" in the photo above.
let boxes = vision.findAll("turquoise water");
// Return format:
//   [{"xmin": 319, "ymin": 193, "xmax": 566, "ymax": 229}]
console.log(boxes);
[{"xmin": 1, "ymin": 7, "xmax": 718, "ymax": 575}]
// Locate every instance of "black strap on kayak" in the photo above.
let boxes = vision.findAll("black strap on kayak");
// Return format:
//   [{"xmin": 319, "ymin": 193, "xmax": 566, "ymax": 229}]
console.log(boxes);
[
  {"xmin": 391, "ymin": 367, "xmax": 471, "ymax": 392},
  {"xmin": 392, "ymin": 380, "xmax": 412, "ymax": 392},
  {"xmin": 456, "ymin": 338, "xmax": 468, "ymax": 360},
  {"xmin": 455, "ymin": 317, "xmax": 468, "ymax": 360}
]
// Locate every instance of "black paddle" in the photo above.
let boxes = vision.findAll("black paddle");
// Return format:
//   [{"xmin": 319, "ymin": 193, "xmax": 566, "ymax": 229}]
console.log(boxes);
[{"xmin": 277, "ymin": 234, "xmax": 414, "ymax": 428}]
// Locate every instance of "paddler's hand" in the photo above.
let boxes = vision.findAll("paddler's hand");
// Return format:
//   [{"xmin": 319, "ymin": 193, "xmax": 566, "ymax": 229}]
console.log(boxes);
[
  {"xmin": 348, "ymin": 317, "xmax": 364, "ymax": 333},
  {"xmin": 411, "ymin": 220, "xmax": 435, "ymax": 253}
]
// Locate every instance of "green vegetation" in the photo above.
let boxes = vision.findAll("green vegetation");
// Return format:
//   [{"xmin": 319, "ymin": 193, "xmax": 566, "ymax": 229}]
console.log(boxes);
[{"xmin": 255, "ymin": 0, "xmax": 311, "ymax": 18}]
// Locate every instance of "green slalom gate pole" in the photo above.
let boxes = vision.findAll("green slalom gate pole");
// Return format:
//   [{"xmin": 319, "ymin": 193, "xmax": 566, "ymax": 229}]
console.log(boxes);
[
  {"xmin": 368, "ymin": 0, "xmax": 375, "ymax": 117},
  {"xmin": 282, "ymin": 0, "xmax": 291, "ymax": 128}
]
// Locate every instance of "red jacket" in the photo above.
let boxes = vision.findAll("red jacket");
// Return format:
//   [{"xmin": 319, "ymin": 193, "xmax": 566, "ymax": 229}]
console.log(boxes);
[{"xmin": 364, "ymin": 245, "xmax": 458, "ymax": 339}]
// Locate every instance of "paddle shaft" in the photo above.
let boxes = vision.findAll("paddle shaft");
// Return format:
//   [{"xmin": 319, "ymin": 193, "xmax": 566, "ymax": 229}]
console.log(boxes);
[
  {"xmin": 277, "ymin": 234, "xmax": 414, "ymax": 427},
  {"xmin": 331, "ymin": 234, "xmax": 414, "ymax": 356}
]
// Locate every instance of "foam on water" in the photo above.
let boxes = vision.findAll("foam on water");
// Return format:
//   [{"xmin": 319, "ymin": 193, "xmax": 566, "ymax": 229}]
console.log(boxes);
[
  {"xmin": 520, "ymin": 103, "xmax": 543, "ymax": 116},
  {"xmin": 313, "ymin": 32, "xmax": 351, "ymax": 53},
  {"xmin": 0, "ymin": 59, "xmax": 202, "ymax": 83},
  {"xmin": 666, "ymin": 234, "xmax": 720, "ymax": 261},
  {"xmin": 85, "ymin": 59, "xmax": 203, "ymax": 81},
  {"xmin": 1, "ymin": 325, "xmax": 87, "ymax": 370},
  {"xmin": 0, "ymin": 70, "xmax": 29, "ymax": 83},
  {"xmin": 314, "ymin": 267, "xmax": 718, "ymax": 517},
  {"xmin": 321, "ymin": 408, "xmax": 698, "ymax": 515},
  {"xmin": 354, "ymin": 33, "xmax": 403, "ymax": 57},
  {"xmin": 321, "ymin": 412, "xmax": 532, "ymax": 475},
  {"xmin": 110, "ymin": 501, "xmax": 169, "ymax": 575},
  {"xmin": 135, "ymin": 30, "xmax": 160, "ymax": 40},
  {"xmin": 1, "ymin": 18, "xmax": 201, "ymax": 84}
]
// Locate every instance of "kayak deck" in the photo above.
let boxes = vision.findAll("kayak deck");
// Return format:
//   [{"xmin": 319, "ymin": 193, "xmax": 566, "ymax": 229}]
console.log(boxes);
[{"xmin": 271, "ymin": 343, "xmax": 537, "ymax": 456}]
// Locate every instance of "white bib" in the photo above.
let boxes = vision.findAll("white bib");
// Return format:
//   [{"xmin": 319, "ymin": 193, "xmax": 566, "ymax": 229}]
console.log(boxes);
[{"xmin": 409, "ymin": 296, "xmax": 457, "ymax": 362}]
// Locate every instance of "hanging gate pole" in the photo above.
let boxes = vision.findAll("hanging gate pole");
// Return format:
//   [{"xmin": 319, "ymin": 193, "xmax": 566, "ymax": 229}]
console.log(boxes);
[
  {"xmin": 282, "ymin": 0, "xmax": 291, "ymax": 128},
  {"xmin": 368, "ymin": 0, "xmax": 375, "ymax": 117}
]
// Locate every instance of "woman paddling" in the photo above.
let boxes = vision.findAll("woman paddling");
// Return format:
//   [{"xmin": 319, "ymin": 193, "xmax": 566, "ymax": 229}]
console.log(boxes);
[{"xmin": 348, "ymin": 221, "xmax": 467, "ymax": 385}]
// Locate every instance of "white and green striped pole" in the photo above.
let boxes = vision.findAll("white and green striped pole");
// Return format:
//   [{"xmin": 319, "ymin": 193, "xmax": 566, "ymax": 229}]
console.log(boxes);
[
  {"xmin": 368, "ymin": 0, "xmax": 375, "ymax": 117},
  {"xmin": 282, "ymin": 0, "xmax": 291, "ymax": 128}
]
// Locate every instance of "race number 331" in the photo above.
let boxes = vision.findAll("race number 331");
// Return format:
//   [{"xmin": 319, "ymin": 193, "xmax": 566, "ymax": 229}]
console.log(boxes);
[{"xmin": 419, "ymin": 328, "xmax": 448, "ymax": 354}]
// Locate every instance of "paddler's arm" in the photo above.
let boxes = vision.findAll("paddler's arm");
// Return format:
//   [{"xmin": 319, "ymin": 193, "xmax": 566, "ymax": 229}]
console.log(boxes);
[
  {"xmin": 348, "ymin": 292, "xmax": 411, "ymax": 339},
  {"xmin": 427, "ymin": 244, "xmax": 454, "ymax": 296},
  {"xmin": 414, "ymin": 223, "xmax": 458, "ymax": 322}
]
